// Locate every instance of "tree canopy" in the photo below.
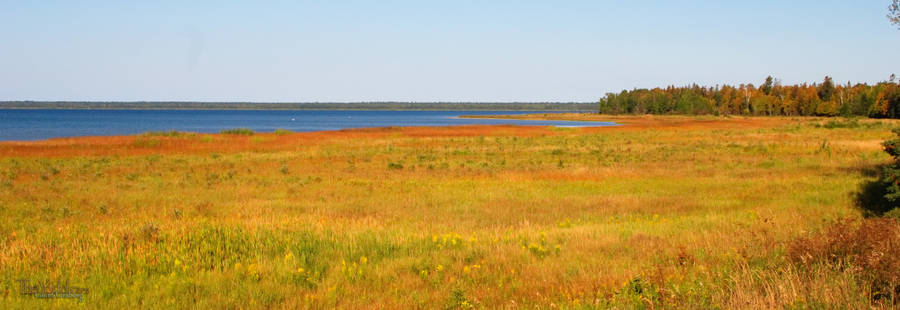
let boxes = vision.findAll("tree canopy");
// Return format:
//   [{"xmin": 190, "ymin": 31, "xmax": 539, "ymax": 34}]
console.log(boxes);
[
  {"xmin": 891, "ymin": 0, "xmax": 900, "ymax": 28},
  {"xmin": 598, "ymin": 76, "xmax": 900, "ymax": 118}
]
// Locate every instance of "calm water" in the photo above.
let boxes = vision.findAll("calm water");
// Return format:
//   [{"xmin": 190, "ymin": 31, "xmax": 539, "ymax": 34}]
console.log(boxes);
[{"xmin": 0, "ymin": 110, "xmax": 617, "ymax": 141}]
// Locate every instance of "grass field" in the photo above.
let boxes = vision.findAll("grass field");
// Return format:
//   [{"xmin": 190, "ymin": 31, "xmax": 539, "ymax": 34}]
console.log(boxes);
[{"xmin": 0, "ymin": 115, "xmax": 897, "ymax": 308}]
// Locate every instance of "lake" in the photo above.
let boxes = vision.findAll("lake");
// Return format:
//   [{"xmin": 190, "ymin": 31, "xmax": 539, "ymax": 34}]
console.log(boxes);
[{"xmin": 0, "ymin": 110, "xmax": 617, "ymax": 141}]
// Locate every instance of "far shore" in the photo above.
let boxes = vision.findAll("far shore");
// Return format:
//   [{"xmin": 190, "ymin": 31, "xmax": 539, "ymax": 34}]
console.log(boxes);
[{"xmin": 0, "ymin": 101, "xmax": 596, "ymax": 111}]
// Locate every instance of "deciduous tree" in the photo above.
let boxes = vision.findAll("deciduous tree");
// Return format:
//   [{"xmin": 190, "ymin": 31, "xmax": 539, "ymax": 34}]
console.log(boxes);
[{"xmin": 890, "ymin": 0, "xmax": 900, "ymax": 28}]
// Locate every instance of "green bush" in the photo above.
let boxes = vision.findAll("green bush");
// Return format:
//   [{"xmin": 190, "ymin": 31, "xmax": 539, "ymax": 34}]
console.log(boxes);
[
  {"xmin": 861, "ymin": 128, "xmax": 900, "ymax": 215},
  {"xmin": 885, "ymin": 208, "xmax": 900, "ymax": 221},
  {"xmin": 822, "ymin": 118, "xmax": 861, "ymax": 129},
  {"xmin": 387, "ymin": 162, "xmax": 403, "ymax": 170},
  {"xmin": 220, "ymin": 128, "xmax": 255, "ymax": 135},
  {"xmin": 143, "ymin": 130, "xmax": 189, "ymax": 137}
]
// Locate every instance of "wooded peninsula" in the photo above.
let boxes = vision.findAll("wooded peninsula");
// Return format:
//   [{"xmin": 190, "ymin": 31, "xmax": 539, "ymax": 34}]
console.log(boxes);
[{"xmin": 599, "ymin": 76, "xmax": 900, "ymax": 118}]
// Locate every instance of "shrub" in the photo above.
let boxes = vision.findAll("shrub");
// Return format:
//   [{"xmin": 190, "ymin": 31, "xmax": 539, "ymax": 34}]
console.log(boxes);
[
  {"xmin": 131, "ymin": 138, "xmax": 161, "ymax": 148},
  {"xmin": 220, "ymin": 128, "xmax": 255, "ymax": 135},
  {"xmin": 143, "ymin": 130, "xmax": 188, "ymax": 137},
  {"xmin": 788, "ymin": 218, "xmax": 900, "ymax": 303},
  {"xmin": 274, "ymin": 129, "xmax": 293, "ymax": 135},
  {"xmin": 387, "ymin": 162, "xmax": 403, "ymax": 170},
  {"xmin": 445, "ymin": 288, "xmax": 476, "ymax": 309},
  {"xmin": 141, "ymin": 221, "xmax": 160, "ymax": 242},
  {"xmin": 858, "ymin": 128, "xmax": 900, "ymax": 215},
  {"xmin": 884, "ymin": 128, "xmax": 900, "ymax": 158},
  {"xmin": 856, "ymin": 179, "xmax": 894, "ymax": 216},
  {"xmin": 886, "ymin": 208, "xmax": 900, "ymax": 221},
  {"xmin": 882, "ymin": 129, "xmax": 900, "ymax": 209},
  {"xmin": 821, "ymin": 118, "xmax": 861, "ymax": 129}
]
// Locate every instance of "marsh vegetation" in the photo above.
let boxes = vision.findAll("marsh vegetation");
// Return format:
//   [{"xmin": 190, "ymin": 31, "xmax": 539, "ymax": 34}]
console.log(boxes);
[{"xmin": 0, "ymin": 115, "xmax": 898, "ymax": 308}]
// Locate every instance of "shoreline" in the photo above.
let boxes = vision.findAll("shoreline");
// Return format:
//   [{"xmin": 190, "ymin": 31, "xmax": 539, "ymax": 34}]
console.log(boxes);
[
  {"xmin": 0, "ymin": 107, "xmax": 598, "ymax": 112},
  {"xmin": 0, "ymin": 112, "xmax": 616, "ymax": 143},
  {"xmin": 0, "ymin": 113, "xmax": 877, "ymax": 144},
  {"xmin": 0, "ymin": 115, "xmax": 834, "ymax": 153},
  {"xmin": 0, "ymin": 102, "xmax": 597, "ymax": 111}
]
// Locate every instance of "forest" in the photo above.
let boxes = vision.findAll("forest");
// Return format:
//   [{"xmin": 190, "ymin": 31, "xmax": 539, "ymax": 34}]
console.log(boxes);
[{"xmin": 598, "ymin": 76, "xmax": 900, "ymax": 118}]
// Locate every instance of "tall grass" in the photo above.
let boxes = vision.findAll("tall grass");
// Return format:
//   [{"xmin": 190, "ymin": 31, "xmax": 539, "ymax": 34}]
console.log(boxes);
[{"xmin": 0, "ymin": 115, "xmax": 897, "ymax": 308}]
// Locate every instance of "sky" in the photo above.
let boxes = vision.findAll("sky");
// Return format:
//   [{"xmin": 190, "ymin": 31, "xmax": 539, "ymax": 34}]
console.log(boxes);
[{"xmin": 1, "ymin": 1, "xmax": 899, "ymax": 102}]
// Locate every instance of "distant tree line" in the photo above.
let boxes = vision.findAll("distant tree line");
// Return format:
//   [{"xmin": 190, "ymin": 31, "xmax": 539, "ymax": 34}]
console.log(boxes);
[
  {"xmin": 0, "ymin": 101, "xmax": 596, "ymax": 111},
  {"xmin": 598, "ymin": 76, "xmax": 900, "ymax": 118}
]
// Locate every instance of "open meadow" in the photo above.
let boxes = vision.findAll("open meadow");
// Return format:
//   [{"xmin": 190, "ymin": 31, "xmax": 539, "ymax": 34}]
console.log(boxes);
[{"xmin": 1, "ymin": 115, "xmax": 898, "ymax": 308}]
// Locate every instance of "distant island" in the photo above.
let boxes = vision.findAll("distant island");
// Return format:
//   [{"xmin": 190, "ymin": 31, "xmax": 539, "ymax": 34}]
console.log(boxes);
[{"xmin": 0, "ymin": 101, "xmax": 596, "ymax": 111}]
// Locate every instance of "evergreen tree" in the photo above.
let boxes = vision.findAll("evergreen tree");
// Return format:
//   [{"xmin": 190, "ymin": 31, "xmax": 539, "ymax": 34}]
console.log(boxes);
[
  {"xmin": 818, "ymin": 76, "xmax": 835, "ymax": 102},
  {"xmin": 761, "ymin": 76, "xmax": 774, "ymax": 95}
]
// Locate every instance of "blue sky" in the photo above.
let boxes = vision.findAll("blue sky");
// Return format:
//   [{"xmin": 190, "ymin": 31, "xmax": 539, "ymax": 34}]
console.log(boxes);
[{"xmin": 1, "ymin": 1, "xmax": 899, "ymax": 102}]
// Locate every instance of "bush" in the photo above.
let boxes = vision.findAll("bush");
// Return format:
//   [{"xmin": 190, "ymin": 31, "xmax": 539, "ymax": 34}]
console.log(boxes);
[
  {"xmin": 141, "ymin": 221, "xmax": 160, "ymax": 242},
  {"xmin": 274, "ymin": 129, "xmax": 293, "ymax": 135},
  {"xmin": 387, "ymin": 162, "xmax": 403, "ymax": 170},
  {"xmin": 858, "ymin": 128, "xmax": 900, "ymax": 216},
  {"xmin": 143, "ymin": 130, "xmax": 189, "ymax": 137},
  {"xmin": 886, "ymin": 208, "xmax": 900, "ymax": 221},
  {"xmin": 856, "ymin": 179, "xmax": 894, "ymax": 216},
  {"xmin": 788, "ymin": 218, "xmax": 900, "ymax": 303},
  {"xmin": 824, "ymin": 118, "xmax": 862, "ymax": 129},
  {"xmin": 883, "ymin": 128, "xmax": 900, "ymax": 158},
  {"xmin": 220, "ymin": 128, "xmax": 255, "ymax": 135},
  {"xmin": 131, "ymin": 138, "xmax": 161, "ymax": 148}
]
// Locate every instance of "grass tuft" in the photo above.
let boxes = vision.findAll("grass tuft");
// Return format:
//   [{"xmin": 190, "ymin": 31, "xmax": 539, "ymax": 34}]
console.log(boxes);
[{"xmin": 220, "ymin": 128, "xmax": 255, "ymax": 135}]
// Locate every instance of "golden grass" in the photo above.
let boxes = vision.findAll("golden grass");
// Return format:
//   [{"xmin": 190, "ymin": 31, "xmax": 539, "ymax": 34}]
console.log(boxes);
[{"xmin": 0, "ymin": 115, "xmax": 897, "ymax": 308}]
